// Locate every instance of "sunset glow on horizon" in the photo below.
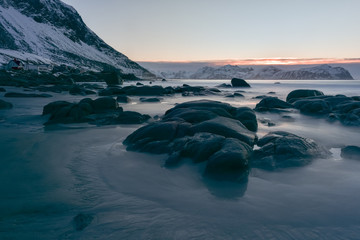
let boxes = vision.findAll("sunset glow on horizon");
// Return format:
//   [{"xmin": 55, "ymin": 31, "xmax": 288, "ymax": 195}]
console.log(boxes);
[
  {"xmin": 62, "ymin": 0, "xmax": 360, "ymax": 64},
  {"xmin": 139, "ymin": 58, "xmax": 360, "ymax": 66}
]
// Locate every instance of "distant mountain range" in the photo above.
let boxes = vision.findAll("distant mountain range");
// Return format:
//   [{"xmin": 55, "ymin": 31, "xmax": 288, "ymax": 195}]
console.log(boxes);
[
  {"xmin": 157, "ymin": 64, "xmax": 354, "ymax": 80},
  {"xmin": 0, "ymin": 0, "xmax": 154, "ymax": 78}
]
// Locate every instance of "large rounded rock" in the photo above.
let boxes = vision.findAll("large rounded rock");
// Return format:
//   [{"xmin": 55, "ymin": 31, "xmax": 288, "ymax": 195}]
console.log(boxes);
[
  {"xmin": 92, "ymin": 97, "xmax": 118, "ymax": 112},
  {"xmin": 42, "ymin": 101, "xmax": 72, "ymax": 115},
  {"xmin": 341, "ymin": 146, "xmax": 360, "ymax": 160},
  {"xmin": 254, "ymin": 97, "xmax": 294, "ymax": 112},
  {"xmin": 231, "ymin": 78, "xmax": 251, "ymax": 87},
  {"xmin": 42, "ymin": 97, "xmax": 151, "ymax": 126},
  {"xmin": 189, "ymin": 116, "xmax": 257, "ymax": 147},
  {"xmin": 124, "ymin": 121, "xmax": 192, "ymax": 153},
  {"xmin": 293, "ymin": 99, "xmax": 332, "ymax": 115},
  {"xmin": 163, "ymin": 108, "xmax": 218, "ymax": 124},
  {"xmin": 123, "ymin": 99, "xmax": 259, "ymax": 182},
  {"xmin": 234, "ymin": 107, "xmax": 258, "ymax": 132},
  {"xmin": 252, "ymin": 131, "xmax": 330, "ymax": 170},
  {"xmin": 205, "ymin": 138, "xmax": 252, "ymax": 181},
  {"xmin": 286, "ymin": 89, "xmax": 324, "ymax": 103}
]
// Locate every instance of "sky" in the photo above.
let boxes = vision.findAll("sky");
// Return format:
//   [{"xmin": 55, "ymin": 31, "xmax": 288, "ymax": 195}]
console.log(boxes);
[{"xmin": 61, "ymin": 0, "xmax": 360, "ymax": 65}]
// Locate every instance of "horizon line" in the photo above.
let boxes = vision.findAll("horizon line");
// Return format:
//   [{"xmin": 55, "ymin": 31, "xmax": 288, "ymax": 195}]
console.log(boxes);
[{"xmin": 137, "ymin": 58, "xmax": 360, "ymax": 65}]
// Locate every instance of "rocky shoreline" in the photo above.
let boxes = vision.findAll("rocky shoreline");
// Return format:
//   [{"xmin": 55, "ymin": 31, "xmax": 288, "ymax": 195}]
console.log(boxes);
[{"xmin": 1, "ymin": 76, "xmax": 360, "ymax": 185}]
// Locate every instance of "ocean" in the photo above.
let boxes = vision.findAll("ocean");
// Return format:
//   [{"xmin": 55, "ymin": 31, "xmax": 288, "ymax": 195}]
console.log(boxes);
[{"xmin": 0, "ymin": 79, "xmax": 360, "ymax": 239}]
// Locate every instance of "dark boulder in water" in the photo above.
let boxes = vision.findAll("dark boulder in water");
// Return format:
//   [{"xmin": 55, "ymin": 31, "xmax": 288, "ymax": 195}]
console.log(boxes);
[
  {"xmin": 115, "ymin": 111, "xmax": 151, "ymax": 124},
  {"xmin": 116, "ymin": 95, "xmax": 131, "ymax": 103},
  {"xmin": 0, "ymin": 99, "xmax": 13, "ymax": 109},
  {"xmin": 225, "ymin": 92, "xmax": 244, "ymax": 98},
  {"xmin": 286, "ymin": 89, "xmax": 324, "ymax": 103},
  {"xmin": 139, "ymin": 97, "xmax": 162, "ymax": 103},
  {"xmin": 0, "ymin": 87, "xmax": 6, "ymax": 92},
  {"xmin": 231, "ymin": 78, "xmax": 251, "ymax": 87},
  {"xmin": 293, "ymin": 99, "xmax": 332, "ymax": 115},
  {"xmin": 124, "ymin": 100, "xmax": 258, "ymax": 182},
  {"xmin": 122, "ymin": 85, "xmax": 170, "ymax": 96},
  {"xmin": 43, "ymin": 97, "xmax": 150, "ymax": 125},
  {"xmin": 205, "ymin": 138, "xmax": 252, "ymax": 181},
  {"xmin": 92, "ymin": 96, "xmax": 118, "ymax": 113},
  {"xmin": 254, "ymin": 97, "xmax": 294, "ymax": 112},
  {"xmin": 252, "ymin": 131, "xmax": 330, "ymax": 170},
  {"xmin": 98, "ymin": 87, "xmax": 124, "ymax": 96},
  {"xmin": 234, "ymin": 107, "xmax": 258, "ymax": 132},
  {"xmin": 188, "ymin": 116, "xmax": 257, "ymax": 147},
  {"xmin": 69, "ymin": 84, "xmax": 96, "ymax": 95},
  {"xmin": 341, "ymin": 146, "xmax": 360, "ymax": 160}
]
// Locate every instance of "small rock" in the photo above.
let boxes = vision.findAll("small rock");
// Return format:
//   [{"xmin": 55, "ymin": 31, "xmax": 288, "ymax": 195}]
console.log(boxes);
[
  {"xmin": 116, "ymin": 95, "xmax": 131, "ymax": 103},
  {"xmin": 231, "ymin": 78, "xmax": 251, "ymax": 88},
  {"xmin": 341, "ymin": 146, "xmax": 360, "ymax": 160},
  {"xmin": 139, "ymin": 97, "xmax": 162, "ymax": 103}
]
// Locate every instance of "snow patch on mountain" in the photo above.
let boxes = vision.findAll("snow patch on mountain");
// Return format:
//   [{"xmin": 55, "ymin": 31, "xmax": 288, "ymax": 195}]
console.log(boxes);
[
  {"xmin": 157, "ymin": 64, "xmax": 353, "ymax": 80},
  {"xmin": 0, "ymin": 0, "xmax": 154, "ymax": 78}
]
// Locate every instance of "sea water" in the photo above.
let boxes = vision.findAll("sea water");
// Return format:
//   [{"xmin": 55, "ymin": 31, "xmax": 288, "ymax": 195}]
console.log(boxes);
[{"xmin": 0, "ymin": 79, "xmax": 360, "ymax": 239}]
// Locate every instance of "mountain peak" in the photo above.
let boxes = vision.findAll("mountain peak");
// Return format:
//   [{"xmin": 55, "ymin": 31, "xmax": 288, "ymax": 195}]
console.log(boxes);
[{"xmin": 0, "ymin": 0, "xmax": 154, "ymax": 78}]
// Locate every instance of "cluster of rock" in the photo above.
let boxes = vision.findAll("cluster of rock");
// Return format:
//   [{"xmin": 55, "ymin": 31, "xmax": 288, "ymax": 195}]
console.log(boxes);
[
  {"xmin": 42, "ymin": 97, "xmax": 150, "ymax": 125},
  {"xmin": 0, "ymin": 68, "xmax": 130, "ymax": 88},
  {"xmin": 255, "ymin": 89, "xmax": 360, "ymax": 126},
  {"xmin": 99, "ymin": 84, "xmax": 224, "ymax": 97},
  {"xmin": 123, "ymin": 100, "xmax": 330, "ymax": 183}
]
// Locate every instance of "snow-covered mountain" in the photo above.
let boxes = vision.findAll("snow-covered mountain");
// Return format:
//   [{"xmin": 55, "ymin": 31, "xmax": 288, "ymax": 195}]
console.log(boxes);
[
  {"xmin": 0, "ymin": 0, "xmax": 154, "ymax": 78},
  {"xmin": 158, "ymin": 64, "xmax": 353, "ymax": 80}
]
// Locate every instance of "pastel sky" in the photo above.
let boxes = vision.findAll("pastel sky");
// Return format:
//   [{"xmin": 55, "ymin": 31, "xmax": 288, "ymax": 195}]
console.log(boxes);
[{"xmin": 61, "ymin": 0, "xmax": 360, "ymax": 64}]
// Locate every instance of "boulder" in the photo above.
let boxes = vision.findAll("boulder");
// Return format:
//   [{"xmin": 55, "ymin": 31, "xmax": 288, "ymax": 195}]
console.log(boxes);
[
  {"xmin": 341, "ymin": 146, "xmax": 360, "ymax": 160},
  {"xmin": 124, "ymin": 100, "xmax": 259, "ymax": 182},
  {"xmin": 163, "ymin": 108, "xmax": 218, "ymax": 124},
  {"xmin": 293, "ymin": 99, "xmax": 332, "ymax": 115},
  {"xmin": 231, "ymin": 78, "xmax": 251, "ymax": 87},
  {"xmin": 69, "ymin": 84, "xmax": 96, "ymax": 95},
  {"xmin": 0, "ymin": 87, "xmax": 6, "ymax": 92},
  {"xmin": 42, "ymin": 101, "xmax": 72, "ymax": 115},
  {"xmin": 98, "ymin": 87, "xmax": 124, "ymax": 96},
  {"xmin": 252, "ymin": 131, "xmax": 330, "ymax": 170},
  {"xmin": 205, "ymin": 138, "xmax": 252, "ymax": 181},
  {"xmin": 92, "ymin": 97, "xmax": 118, "ymax": 112},
  {"xmin": 122, "ymin": 85, "xmax": 169, "ymax": 96},
  {"xmin": 254, "ymin": 97, "xmax": 294, "ymax": 112},
  {"xmin": 42, "ymin": 97, "xmax": 150, "ymax": 126},
  {"xmin": 115, "ymin": 111, "xmax": 151, "ymax": 124},
  {"xmin": 286, "ymin": 89, "xmax": 324, "ymax": 103},
  {"xmin": 116, "ymin": 95, "xmax": 131, "ymax": 103},
  {"xmin": 189, "ymin": 116, "xmax": 257, "ymax": 147},
  {"xmin": 225, "ymin": 93, "xmax": 244, "ymax": 98},
  {"xmin": 139, "ymin": 97, "xmax": 162, "ymax": 103},
  {"xmin": 234, "ymin": 107, "xmax": 258, "ymax": 132},
  {"xmin": 0, "ymin": 99, "xmax": 13, "ymax": 109}
]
